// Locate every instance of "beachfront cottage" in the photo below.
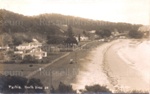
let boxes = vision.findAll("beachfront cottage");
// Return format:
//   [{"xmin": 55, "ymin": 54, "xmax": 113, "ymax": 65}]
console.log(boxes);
[
  {"xmin": 15, "ymin": 38, "xmax": 47, "ymax": 59},
  {"xmin": 81, "ymin": 36, "xmax": 89, "ymax": 41},
  {"xmin": 16, "ymin": 39, "xmax": 42, "ymax": 51},
  {"xmin": 15, "ymin": 48, "xmax": 47, "ymax": 60},
  {"xmin": 16, "ymin": 42, "xmax": 42, "ymax": 51},
  {"xmin": 29, "ymin": 48, "xmax": 47, "ymax": 59}
]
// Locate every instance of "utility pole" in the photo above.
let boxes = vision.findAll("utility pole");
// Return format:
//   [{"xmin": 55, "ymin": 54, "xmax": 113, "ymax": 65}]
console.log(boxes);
[
  {"xmin": 48, "ymin": 69, "xmax": 53, "ymax": 94},
  {"xmin": 149, "ymin": 0, "xmax": 150, "ymax": 40}
]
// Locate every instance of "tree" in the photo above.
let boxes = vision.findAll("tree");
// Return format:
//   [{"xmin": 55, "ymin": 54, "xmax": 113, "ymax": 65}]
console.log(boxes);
[
  {"xmin": 0, "ymin": 10, "xmax": 3, "ymax": 33},
  {"xmin": 0, "ymin": 75, "xmax": 45, "ymax": 93},
  {"xmin": 22, "ymin": 55, "xmax": 37, "ymax": 63},
  {"xmin": 47, "ymin": 35, "xmax": 65, "ymax": 44},
  {"xmin": 65, "ymin": 25, "xmax": 78, "ymax": 47},
  {"xmin": 128, "ymin": 30, "xmax": 143, "ymax": 39},
  {"xmin": 67, "ymin": 25, "xmax": 74, "ymax": 37},
  {"xmin": 50, "ymin": 82, "xmax": 75, "ymax": 93},
  {"xmin": 0, "ymin": 33, "xmax": 13, "ymax": 46},
  {"xmin": 83, "ymin": 84, "xmax": 112, "ymax": 93},
  {"xmin": 96, "ymin": 29, "xmax": 111, "ymax": 38},
  {"xmin": 65, "ymin": 37, "xmax": 78, "ymax": 47},
  {"xmin": 12, "ymin": 37, "xmax": 22, "ymax": 46},
  {"xmin": 83, "ymin": 31, "xmax": 87, "ymax": 36},
  {"xmin": 78, "ymin": 34, "xmax": 81, "ymax": 42},
  {"xmin": 26, "ymin": 78, "xmax": 45, "ymax": 93}
]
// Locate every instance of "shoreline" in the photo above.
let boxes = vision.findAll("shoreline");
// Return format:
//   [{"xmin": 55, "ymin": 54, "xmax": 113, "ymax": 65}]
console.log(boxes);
[
  {"xmin": 72, "ymin": 40, "xmax": 119, "ymax": 91},
  {"xmin": 103, "ymin": 39, "xmax": 149, "ymax": 92},
  {"xmin": 117, "ymin": 40, "xmax": 150, "ymax": 84}
]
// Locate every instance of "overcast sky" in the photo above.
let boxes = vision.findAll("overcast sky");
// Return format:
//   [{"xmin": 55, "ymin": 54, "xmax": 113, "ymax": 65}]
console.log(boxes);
[{"xmin": 0, "ymin": 0, "xmax": 150, "ymax": 25}]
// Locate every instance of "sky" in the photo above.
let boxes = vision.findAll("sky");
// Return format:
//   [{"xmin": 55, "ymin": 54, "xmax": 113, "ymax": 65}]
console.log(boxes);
[{"xmin": 0, "ymin": 0, "xmax": 150, "ymax": 25}]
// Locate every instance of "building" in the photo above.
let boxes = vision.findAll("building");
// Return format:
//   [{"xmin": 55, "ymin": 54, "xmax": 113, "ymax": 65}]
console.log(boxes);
[
  {"xmin": 0, "ymin": 46, "xmax": 10, "ymax": 51},
  {"xmin": 15, "ymin": 39, "xmax": 47, "ymax": 60},
  {"xmin": 75, "ymin": 35, "xmax": 89, "ymax": 42},
  {"xmin": 15, "ymin": 48, "xmax": 47, "ymax": 60},
  {"xmin": 29, "ymin": 48, "xmax": 47, "ymax": 59},
  {"xmin": 16, "ymin": 38, "xmax": 42, "ymax": 51}
]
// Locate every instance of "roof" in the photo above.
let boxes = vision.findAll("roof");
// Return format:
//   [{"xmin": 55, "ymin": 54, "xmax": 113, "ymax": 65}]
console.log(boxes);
[{"xmin": 18, "ymin": 41, "xmax": 42, "ymax": 47}]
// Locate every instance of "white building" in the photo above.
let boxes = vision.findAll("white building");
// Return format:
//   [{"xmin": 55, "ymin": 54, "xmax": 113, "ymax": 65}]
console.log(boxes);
[
  {"xmin": 15, "ymin": 39, "xmax": 47, "ymax": 60},
  {"xmin": 29, "ymin": 48, "xmax": 47, "ymax": 59},
  {"xmin": 16, "ymin": 39, "xmax": 42, "ymax": 51}
]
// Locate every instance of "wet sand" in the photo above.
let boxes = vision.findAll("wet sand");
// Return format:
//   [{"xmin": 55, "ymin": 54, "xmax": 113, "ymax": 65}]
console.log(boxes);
[{"xmin": 104, "ymin": 40, "xmax": 149, "ymax": 92}]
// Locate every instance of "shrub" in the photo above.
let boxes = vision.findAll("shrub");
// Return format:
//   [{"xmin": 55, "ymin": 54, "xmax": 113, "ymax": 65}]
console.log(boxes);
[
  {"xmin": 50, "ymin": 82, "xmax": 76, "ymax": 93},
  {"xmin": 82, "ymin": 84, "xmax": 112, "ymax": 93},
  {"xmin": 0, "ymin": 75, "xmax": 45, "ymax": 93},
  {"xmin": 128, "ymin": 30, "xmax": 143, "ymax": 39}
]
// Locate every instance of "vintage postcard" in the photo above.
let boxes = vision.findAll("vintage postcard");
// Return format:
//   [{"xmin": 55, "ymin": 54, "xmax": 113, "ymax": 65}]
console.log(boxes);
[{"xmin": 0, "ymin": 0, "xmax": 150, "ymax": 93}]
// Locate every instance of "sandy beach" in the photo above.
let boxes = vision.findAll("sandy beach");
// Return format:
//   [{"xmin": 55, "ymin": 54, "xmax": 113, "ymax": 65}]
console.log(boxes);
[
  {"xmin": 72, "ymin": 40, "xmax": 119, "ymax": 91},
  {"xmin": 72, "ymin": 39, "xmax": 150, "ymax": 92},
  {"xmin": 104, "ymin": 39, "xmax": 149, "ymax": 92}
]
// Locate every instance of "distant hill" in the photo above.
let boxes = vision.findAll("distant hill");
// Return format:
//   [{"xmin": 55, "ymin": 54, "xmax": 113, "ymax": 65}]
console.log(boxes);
[
  {"xmin": 0, "ymin": 9, "xmax": 143, "ymax": 45},
  {"xmin": 37, "ymin": 13, "xmax": 142, "ymax": 32},
  {"xmin": 57, "ymin": 24, "xmax": 84, "ymax": 35},
  {"xmin": 0, "ymin": 9, "xmax": 142, "ymax": 34},
  {"xmin": 0, "ymin": 9, "xmax": 63, "ymax": 35}
]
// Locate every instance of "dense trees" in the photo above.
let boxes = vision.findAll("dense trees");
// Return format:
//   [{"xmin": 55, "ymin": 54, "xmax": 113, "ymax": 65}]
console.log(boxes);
[
  {"xmin": 67, "ymin": 25, "xmax": 74, "ymax": 37},
  {"xmin": 49, "ymin": 82, "xmax": 111, "ymax": 93},
  {"xmin": 0, "ymin": 75, "xmax": 148, "ymax": 93},
  {"xmin": 47, "ymin": 35, "xmax": 65, "ymax": 44},
  {"xmin": 128, "ymin": 30, "xmax": 144, "ymax": 39},
  {"xmin": 50, "ymin": 82, "xmax": 75, "ymax": 93},
  {"xmin": 38, "ymin": 13, "xmax": 141, "ymax": 32},
  {"xmin": 65, "ymin": 37, "xmax": 78, "ymax": 46},
  {"xmin": 65, "ymin": 25, "xmax": 78, "ymax": 46},
  {"xmin": 83, "ymin": 84, "xmax": 111, "ymax": 93},
  {"xmin": 0, "ymin": 9, "xmax": 143, "ymax": 46},
  {"xmin": 0, "ymin": 9, "xmax": 63, "ymax": 38},
  {"xmin": 96, "ymin": 29, "xmax": 111, "ymax": 38},
  {"xmin": 0, "ymin": 9, "xmax": 141, "ymax": 39}
]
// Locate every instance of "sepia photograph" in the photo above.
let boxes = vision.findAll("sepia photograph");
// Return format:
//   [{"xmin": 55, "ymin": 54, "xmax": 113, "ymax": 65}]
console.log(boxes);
[{"xmin": 0, "ymin": 0, "xmax": 150, "ymax": 93}]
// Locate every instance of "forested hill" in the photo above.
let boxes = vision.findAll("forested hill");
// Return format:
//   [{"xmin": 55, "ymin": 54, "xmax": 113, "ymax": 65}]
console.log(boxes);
[
  {"xmin": 37, "ymin": 14, "xmax": 142, "ymax": 32},
  {"xmin": 0, "ymin": 9, "xmax": 63, "ymax": 36},
  {"xmin": 0, "ymin": 9, "xmax": 141, "ymax": 34}
]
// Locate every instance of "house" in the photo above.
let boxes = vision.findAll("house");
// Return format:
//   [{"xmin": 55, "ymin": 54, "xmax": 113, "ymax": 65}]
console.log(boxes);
[
  {"xmin": 87, "ymin": 30, "xmax": 98, "ymax": 40},
  {"xmin": 111, "ymin": 31, "xmax": 119, "ymax": 37},
  {"xmin": 15, "ymin": 38, "xmax": 47, "ymax": 60},
  {"xmin": 75, "ymin": 35, "xmax": 89, "ymax": 42},
  {"xmin": 15, "ymin": 48, "xmax": 47, "ymax": 60},
  {"xmin": 0, "ymin": 46, "xmax": 10, "ymax": 51},
  {"xmin": 88, "ymin": 30, "xmax": 96, "ymax": 33},
  {"xmin": 16, "ymin": 39, "xmax": 42, "ymax": 51},
  {"xmin": 29, "ymin": 48, "xmax": 47, "ymax": 59}
]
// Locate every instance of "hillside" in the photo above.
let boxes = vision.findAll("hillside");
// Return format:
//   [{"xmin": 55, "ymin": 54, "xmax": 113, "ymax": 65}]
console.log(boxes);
[
  {"xmin": 0, "ymin": 9, "xmax": 65, "ymax": 45},
  {"xmin": 0, "ymin": 9, "xmax": 143, "ymax": 46},
  {"xmin": 37, "ymin": 13, "xmax": 142, "ymax": 32},
  {"xmin": 0, "ymin": 9, "xmax": 142, "ymax": 33},
  {"xmin": 0, "ymin": 9, "xmax": 63, "ymax": 35}
]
